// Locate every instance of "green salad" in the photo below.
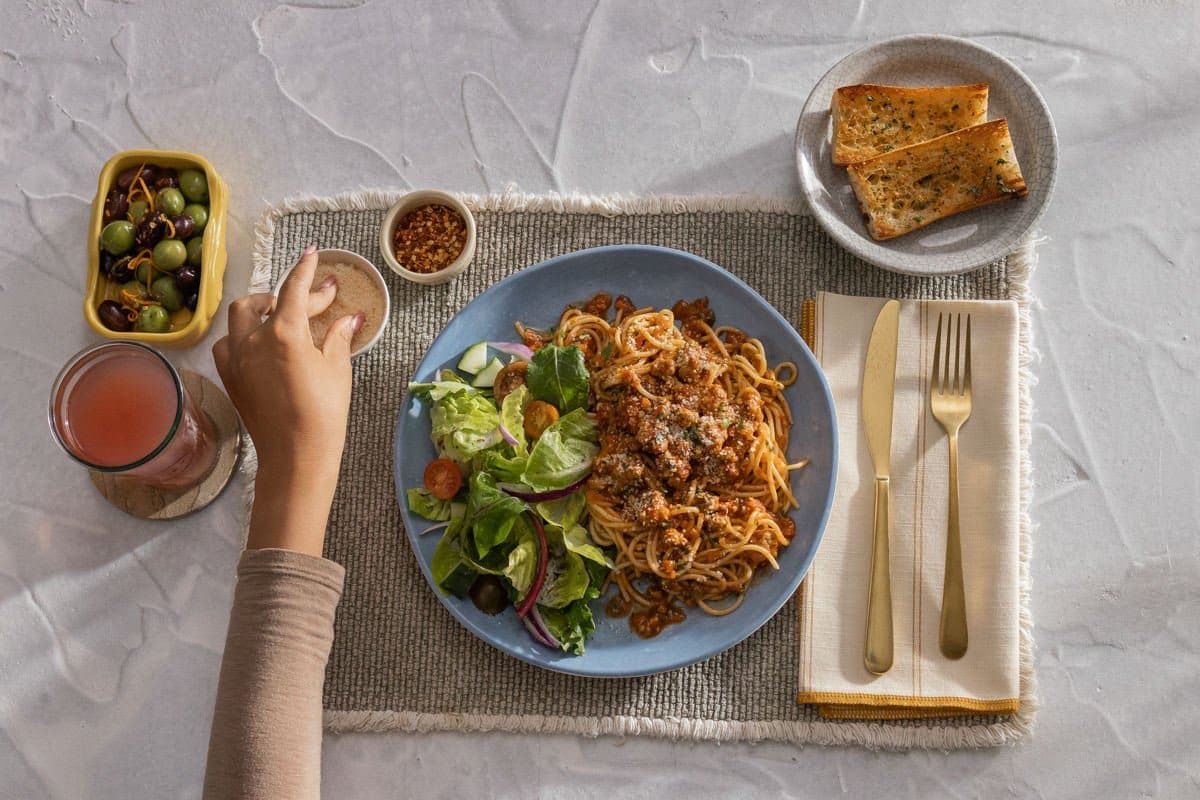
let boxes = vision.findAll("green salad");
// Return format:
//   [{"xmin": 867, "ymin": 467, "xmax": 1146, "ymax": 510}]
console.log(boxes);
[{"xmin": 407, "ymin": 340, "xmax": 612, "ymax": 655}]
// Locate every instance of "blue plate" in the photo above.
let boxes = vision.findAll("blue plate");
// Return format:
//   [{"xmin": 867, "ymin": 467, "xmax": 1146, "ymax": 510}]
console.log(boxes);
[{"xmin": 393, "ymin": 245, "xmax": 837, "ymax": 677}]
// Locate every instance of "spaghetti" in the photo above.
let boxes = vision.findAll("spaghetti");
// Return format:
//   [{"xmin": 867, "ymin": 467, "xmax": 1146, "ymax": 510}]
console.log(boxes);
[{"xmin": 534, "ymin": 293, "xmax": 808, "ymax": 637}]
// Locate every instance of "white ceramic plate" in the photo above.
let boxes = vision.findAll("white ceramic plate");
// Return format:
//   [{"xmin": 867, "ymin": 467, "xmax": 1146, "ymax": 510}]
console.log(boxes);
[{"xmin": 795, "ymin": 34, "xmax": 1057, "ymax": 275}]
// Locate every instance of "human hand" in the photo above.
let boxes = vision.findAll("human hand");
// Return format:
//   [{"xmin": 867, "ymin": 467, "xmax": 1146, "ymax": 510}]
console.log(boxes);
[{"xmin": 212, "ymin": 245, "xmax": 364, "ymax": 554}]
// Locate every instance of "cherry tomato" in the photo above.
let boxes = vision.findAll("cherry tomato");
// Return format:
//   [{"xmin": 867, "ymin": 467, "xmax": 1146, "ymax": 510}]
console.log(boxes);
[
  {"xmin": 523, "ymin": 400, "xmax": 560, "ymax": 439},
  {"xmin": 493, "ymin": 360, "xmax": 528, "ymax": 403},
  {"xmin": 423, "ymin": 458, "xmax": 463, "ymax": 500}
]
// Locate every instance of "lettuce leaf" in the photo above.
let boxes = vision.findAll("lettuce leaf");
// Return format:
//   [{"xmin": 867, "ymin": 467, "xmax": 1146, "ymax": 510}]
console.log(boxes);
[
  {"xmin": 520, "ymin": 409, "xmax": 599, "ymax": 491},
  {"xmin": 407, "ymin": 487, "xmax": 453, "ymax": 521},
  {"xmin": 539, "ymin": 496, "xmax": 612, "ymax": 570},
  {"xmin": 535, "ymin": 546, "xmax": 591, "ymax": 609},
  {"xmin": 409, "ymin": 370, "xmax": 471, "ymax": 402},
  {"xmin": 557, "ymin": 522, "xmax": 613, "ymax": 570},
  {"xmin": 534, "ymin": 491, "xmax": 588, "ymax": 531},
  {"xmin": 539, "ymin": 598, "xmax": 597, "ymax": 656},
  {"xmin": 499, "ymin": 384, "xmax": 530, "ymax": 452},
  {"xmin": 502, "ymin": 519, "xmax": 538, "ymax": 597},
  {"xmin": 465, "ymin": 471, "xmax": 527, "ymax": 558},
  {"xmin": 430, "ymin": 533, "xmax": 476, "ymax": 598},
  {"xmin": 430, "ymin": 389, "xmax": 501, "ymax": 462},
  {"xmin": 527, "ymin": 345, "xmax": 590, "ymax": 414},
  {"xmin": 474, "ymin": 448, "xmax": 528, "ymax": 484}
]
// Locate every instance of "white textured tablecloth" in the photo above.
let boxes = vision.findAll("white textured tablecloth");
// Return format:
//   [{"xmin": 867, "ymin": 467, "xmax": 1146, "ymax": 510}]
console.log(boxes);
[{"xmin": 2, "ymin": 2, "xmax": 1198, "ymax": 798}]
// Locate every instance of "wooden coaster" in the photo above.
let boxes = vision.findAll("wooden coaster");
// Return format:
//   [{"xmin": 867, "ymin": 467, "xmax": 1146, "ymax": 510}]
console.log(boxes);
[{"xmin": 89, "ymin": 370, "xmax": 242, "ymax": 520}]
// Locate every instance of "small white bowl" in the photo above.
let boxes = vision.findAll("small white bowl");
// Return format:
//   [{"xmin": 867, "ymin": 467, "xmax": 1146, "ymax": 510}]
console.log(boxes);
[
  {"xmin": 378, "ymin": 190, "xmax": 476, "ymax": 285},
  {"xmin": 274, "ymin": 248, "xmax": 390, "ymax": 358}
]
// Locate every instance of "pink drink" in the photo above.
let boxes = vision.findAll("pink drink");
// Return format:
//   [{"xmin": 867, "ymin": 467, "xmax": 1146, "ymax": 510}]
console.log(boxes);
[{"xmin": 50, "ymin": 342, "xmax": 217, "ymax": 490}]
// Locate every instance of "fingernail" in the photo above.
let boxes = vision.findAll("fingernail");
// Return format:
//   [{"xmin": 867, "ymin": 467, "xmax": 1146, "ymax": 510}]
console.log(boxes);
[
  {"xmin": 352, "ymin": 312, "xmax": 366, "ymax": 332},
  {"xmin": 302, "ymin": 244, "xmax": 316, "ymax": 255},
  {"xmin": 318, "ymin": 275, "xmax": 336, "ymax": 290}
]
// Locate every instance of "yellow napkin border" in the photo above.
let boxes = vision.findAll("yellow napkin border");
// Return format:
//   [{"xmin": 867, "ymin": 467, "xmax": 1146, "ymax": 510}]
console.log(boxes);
[{"xmin": 798, "ymin": 690, "xmax": 1021, "ymax": 720}]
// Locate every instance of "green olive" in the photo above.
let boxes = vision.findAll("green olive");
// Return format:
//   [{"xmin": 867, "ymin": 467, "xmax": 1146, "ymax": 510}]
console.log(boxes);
[
  {"xmin": 182, "ymin": 203, "xmax": 208, "ymax": 232},
  {"xmin": 156, "ymin": 187, "xmax": 185, "ymax": 216},
  {"xmin": 128, "ymin": 199, "xmax": 149, "ymax": 224},
  {"xmin": 152, "ymin": 239, "xmax": 188, "ymax": 271},
  {"xmin": 135, "ymin": 304, "xmax": 170, "ymax": 333},
  {"xmin": 185, "ymin": 235, "xmax": 204, "ymax": 267},
  {"xmin": 100, "ymin": 220, "xmax": 136, "ymax": 255},
  {"xmin": 151, "ymin": 275, "xmax": 184, "ymax": 311},
  {"xmin": 121, "ymin": 279, "xmax": 148, "ymax": 300},
  {"xmin": 136, "ymin": 260, "xmax": 154, "ymax": 284},
  {"xmin": 179, "ymin": 169, "xmax": 208, "ymax": 202}
]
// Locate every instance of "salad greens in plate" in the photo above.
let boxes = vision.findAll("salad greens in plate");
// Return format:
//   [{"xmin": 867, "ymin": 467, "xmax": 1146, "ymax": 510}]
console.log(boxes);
[{"xmin": 407, "ymin": 341, "xmax": 612, "ymax": 655}]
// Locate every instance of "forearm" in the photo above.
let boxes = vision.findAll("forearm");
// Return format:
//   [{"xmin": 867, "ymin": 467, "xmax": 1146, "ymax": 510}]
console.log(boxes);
[
  {"xmin": 246, "ymin": 456, "xmax": 342, "ymax": 557},
  {"xmin": 203, "ymin": 549, "xmax": 345, "ymax": 800}
]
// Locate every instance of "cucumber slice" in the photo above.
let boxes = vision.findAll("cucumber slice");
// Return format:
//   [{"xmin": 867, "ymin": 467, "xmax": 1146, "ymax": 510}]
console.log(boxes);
[
  {"xmin": 457, "ymin": 341, "xmax": 490, "ymax": 375},
  {"xmin": 471, "ymin": 357, "xmax": 504, "ymax": 388}
]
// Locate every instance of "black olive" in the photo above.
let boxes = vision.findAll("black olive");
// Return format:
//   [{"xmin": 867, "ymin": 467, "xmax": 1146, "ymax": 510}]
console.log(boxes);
[
  {"xmin": 118, "ymin": 164, "xmax": 158, "ymax": 189},
  {"xmin": 100, "ymin": 251, "xmax": 136, "ymax": 281},
  {"xmin": 103, "ymin": 188, "xmax": 129, "ymax": 223},
  {"xmin": 468, "ymin": 575, "xmax": 508, "ymax": 616},
  {"xmin": 153, "ymin": 168, "xmax": 179, "ymax": 190},
  {"xmin": 134, "ymin": 211, "xmax": 170, "ymax": 249},
  {"xmin": 171, "ymin": 214, "xmax": 196, "ymax": 239},
  {"xmin": 115, "ymin": 165, "xmax": 141, "ymax": 190},
  {"xmin": 184, "ymin": 292, "xmax": 198, "ymax": 312},
  {"xmin": 107, "ymin": 254, "xmax": 136, "ymax": 282},
  {"xmin": 97, "ymin": 300, "xmax": 133, "ymax": 332},
  {"xmin": 174, "ymin": 265, "xmax": 199, "ymax": 293}
]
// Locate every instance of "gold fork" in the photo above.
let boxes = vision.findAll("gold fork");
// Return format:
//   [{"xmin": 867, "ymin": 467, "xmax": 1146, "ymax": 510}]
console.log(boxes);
[{"xmin": 930, "ymin": 313, "xmax": 971, "ymax": 660}]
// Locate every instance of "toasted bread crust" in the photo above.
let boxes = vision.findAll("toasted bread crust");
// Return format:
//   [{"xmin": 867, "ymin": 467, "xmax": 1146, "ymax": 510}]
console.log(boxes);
[
  {"xmin": 831, "ymin": 83, "xmax": 988, "ymax": 165},
  {"xmin": 845, "ymin": 118, "xmax": 1028, "ymax": 240}
]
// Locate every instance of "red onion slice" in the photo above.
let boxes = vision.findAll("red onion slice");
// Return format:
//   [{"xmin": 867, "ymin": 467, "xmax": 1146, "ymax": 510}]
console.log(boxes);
[
  {"xmin": 516, "ymin": 511, "xmax": 549, "ymax": 618},
  {"xmin": 497, "ymin": 472, "xmax": 591, "ymax": 503},
  {"xmin": 418, "ymin": 522, "xmax": 451, "ymax": 537},
  {"xmin": 523, "ymin": 604, "xmax": 560, "ymax": 649},
  {"xmin": 497, "ymin": 421, "xmax": 520, "ymax": 447},
  {"xmin": 521, "ymin": 611, "xmax": 558, "ymax": 649},
  {"xmin": 489, "ymin": 341, "xmax": 534, "ymax": 360}
]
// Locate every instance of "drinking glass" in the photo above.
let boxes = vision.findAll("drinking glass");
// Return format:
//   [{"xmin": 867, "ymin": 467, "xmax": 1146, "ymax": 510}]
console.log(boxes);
[{"xmin": 49, "ymin": 341, "xmax": 218, "ymax": 491}]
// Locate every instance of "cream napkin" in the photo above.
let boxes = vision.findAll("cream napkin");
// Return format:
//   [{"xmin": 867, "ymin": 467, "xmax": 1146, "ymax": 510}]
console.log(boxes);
[{"xmin": 797, "ymin": 293, "xmax": 1021, "ymax": 718}]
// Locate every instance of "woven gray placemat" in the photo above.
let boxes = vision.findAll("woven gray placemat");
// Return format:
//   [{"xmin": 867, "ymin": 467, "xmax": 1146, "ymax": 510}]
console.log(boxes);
[{"xmin": 249, "ymin": 192, "xmax": 1037, "ymax": 749}]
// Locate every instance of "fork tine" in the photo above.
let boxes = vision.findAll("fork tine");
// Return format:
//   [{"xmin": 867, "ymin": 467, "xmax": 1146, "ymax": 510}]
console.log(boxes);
[
  {"xmin": 963, "ymin": 314, "xmax": 972, "ymax": 396},
  {"xmin": 940, "ymin": 311, "xmax": 950, "ymax": 391},
  {"xmin": 932, "ymin": 313, "xmax": 943, "ymax": 394},
  {"xmin": 953, "ymin": 313, "xmax": 962, "ymax": 395}
]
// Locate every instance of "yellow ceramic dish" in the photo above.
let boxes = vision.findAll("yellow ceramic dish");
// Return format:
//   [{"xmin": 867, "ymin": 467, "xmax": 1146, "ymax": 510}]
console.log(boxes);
[{"xmin": 84, "ymin": 149, "xmax": 228, "ymax": 347}]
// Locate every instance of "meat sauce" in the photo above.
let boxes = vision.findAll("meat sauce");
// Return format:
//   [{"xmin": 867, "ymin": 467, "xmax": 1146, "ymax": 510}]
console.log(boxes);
[
  {"xmin": 605, "ymin": 589, "xmax": 687, "ymax": 639},
  {"xmin": 582, "ymin": 293, "xmax": 792, "ymax": 635}
]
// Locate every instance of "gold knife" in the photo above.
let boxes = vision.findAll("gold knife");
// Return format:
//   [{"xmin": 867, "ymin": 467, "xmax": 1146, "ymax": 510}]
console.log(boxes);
[{"xmin": 861, "ymin": 299, "xmax": 900, "ymax": 675}]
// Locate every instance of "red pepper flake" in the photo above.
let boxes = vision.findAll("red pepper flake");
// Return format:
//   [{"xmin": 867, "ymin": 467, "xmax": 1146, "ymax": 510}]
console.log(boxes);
[{"xmin": 391, "ymin": 204, "xmax": 467, "ymax": 274}]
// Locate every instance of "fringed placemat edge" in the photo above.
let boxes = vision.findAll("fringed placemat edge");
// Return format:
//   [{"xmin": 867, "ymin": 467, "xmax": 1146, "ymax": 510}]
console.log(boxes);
[
  {"xmin": 322, "ymin": 706, "xmax": 1021, "ymax": 750},
  {"xmin": 1007, "ymin": 235, "xmax": 1042, "ymax": 741},
  {"xmin": 253, "ymin": 188, "xmax": 809, "ymax": 232}
]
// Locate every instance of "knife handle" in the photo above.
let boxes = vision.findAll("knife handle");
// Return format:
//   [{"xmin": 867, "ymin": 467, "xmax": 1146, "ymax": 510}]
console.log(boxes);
[{"xmin": 864, "ymin": 476, "xmax": 893, "ymax": 675}]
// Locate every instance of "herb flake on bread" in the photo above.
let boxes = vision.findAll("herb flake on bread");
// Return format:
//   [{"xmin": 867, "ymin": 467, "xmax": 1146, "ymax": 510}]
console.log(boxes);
[
  {"xmin": 831, "ymin": 83, "xmax": 989, "ymax": 165},
  {"xmin": 845, "ymin": 118, "xmax": 1028, "ymax": 240}
]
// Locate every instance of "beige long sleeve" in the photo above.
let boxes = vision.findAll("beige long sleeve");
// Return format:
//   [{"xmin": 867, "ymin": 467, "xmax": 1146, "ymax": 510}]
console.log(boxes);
[{"xmin": 203, "ymin": 548, "xmax": 345, "ymax": 800}]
